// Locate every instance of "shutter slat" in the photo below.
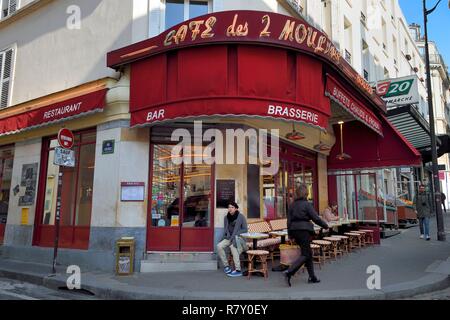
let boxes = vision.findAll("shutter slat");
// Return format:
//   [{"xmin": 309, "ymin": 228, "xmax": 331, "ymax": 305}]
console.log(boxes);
[
  {"xmin": 1, "ymin": 81, "xmax": 10, "ymax": 109},
  {"xmin": 3, "ymin": 49, "xmax": 12, "ymax": 80}
]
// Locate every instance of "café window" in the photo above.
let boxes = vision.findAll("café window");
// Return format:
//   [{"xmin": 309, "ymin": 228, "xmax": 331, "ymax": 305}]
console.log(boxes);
[
  {"xmin": 150, "ymin": 144, "xmax": 212, "ymax": 228},
  {"xmin": 162, "ymin": 0, "xmax": 211, "ymax": 30},
  {"xmin": 41, "ymin": 131, "xmax": 96, "ymax": 228}
]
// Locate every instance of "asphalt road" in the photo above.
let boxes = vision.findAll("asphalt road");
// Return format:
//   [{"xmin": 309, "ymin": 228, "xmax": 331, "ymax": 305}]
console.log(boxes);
[{"xmin": 0, "ymin": 277, "xmax": 98, "ymax": 300}]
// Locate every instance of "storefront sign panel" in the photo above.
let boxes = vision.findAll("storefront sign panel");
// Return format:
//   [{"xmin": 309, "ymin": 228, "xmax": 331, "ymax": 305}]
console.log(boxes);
[
  {"xmin": 0, "ymin": 89, "xmax": 107, "ymax": 136},
  {"xmin": 376, "ymin": 76, "xmax": 420, "ymax": 107},
  {"xmin": 107, "ymin": 11, "xmax": 384, "ymax": 111},
  {"xmin": 132, "ymin": 98, "xmax": 328, "ymax": 130},
  {"xmin": 326, "ymin": 75, "xmax": 383, "ymax": 136}
]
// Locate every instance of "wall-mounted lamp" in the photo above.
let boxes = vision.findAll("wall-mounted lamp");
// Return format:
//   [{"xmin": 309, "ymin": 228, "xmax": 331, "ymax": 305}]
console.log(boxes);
[
  {"xmin": 336, "ymin": 121, "xmax": 352, "ymax": 160},
  {"xmin": 285, "ymin": 123, "xmax": 305, "ymax": 141},
  {"xmin": 313, "ymin": 130, "xmax": 332, "ymax": 151}
]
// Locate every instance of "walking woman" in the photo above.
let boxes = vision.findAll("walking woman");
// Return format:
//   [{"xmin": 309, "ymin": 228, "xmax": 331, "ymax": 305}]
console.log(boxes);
[
  {"xmin": 414, "ymin": 184, "xmax": 432, "ymax": 241},
  {"xmin": 284, "ymin": 184, "xmax": 329, "ymax": 287}
]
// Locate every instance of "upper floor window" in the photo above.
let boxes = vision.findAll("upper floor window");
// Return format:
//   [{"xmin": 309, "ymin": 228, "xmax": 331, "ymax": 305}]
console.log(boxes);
[
  {"xmin": 1, "ymin": 0, "xmax": 17, "ymax": 19},
  {"xmin": 163, "ymin": 0, "xmax": 211, "ymax": 30},
  {"xmin": 0, "ymin": 47, "xmax": 15, "ymax": 109}
]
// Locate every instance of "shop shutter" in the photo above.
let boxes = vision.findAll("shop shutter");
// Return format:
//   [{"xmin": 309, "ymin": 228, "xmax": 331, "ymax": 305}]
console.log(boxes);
[{"xmin": 0, "ymin": 48, "xmax": 14, "ymax": 109}]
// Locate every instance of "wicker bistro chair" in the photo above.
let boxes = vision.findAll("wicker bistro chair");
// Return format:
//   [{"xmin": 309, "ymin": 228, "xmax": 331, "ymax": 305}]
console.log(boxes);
[
  {"xmin": 312, "ymin": 240, "xmax": 333, "ymax": 262},
  {"xmin": 330, "ymin": 235, "xmax": 350, "ymax": 254},
  {"xmin": 358, "ymin": 229, "xmax": 375, "ymax": 245},
  {"xmin": 351, "ymin": 231, "xmax": 367, "ymax": 247},
  {"xmin": 344, "ymin": 232, "xmax": 363, "ymax": 249},
  {"xmin": 323, "ymin": 237, "xmax": 343, "ymax": 259},
  {"xmin": 247, "ymin": 221, "xmax": 281, "ymax": 263},
  {"xmin": 310, "ymin": 244, "xmax": 323, "ymax": 269},
  {"xmin": 268, "ymin": 219, "xmax": 288, "ymax": 231},
  {"xmin": 246, "ymin": 250, "xmax": 270, "ymax": 279}
]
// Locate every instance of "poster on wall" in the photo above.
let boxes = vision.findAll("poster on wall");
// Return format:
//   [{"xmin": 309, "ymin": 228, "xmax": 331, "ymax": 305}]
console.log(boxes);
[
  {"xmin": 18, "ymin": 163, "xmax": 38, "ymax": 207},
  {"xmin": 216, "ymin": 180, "xmax": 235, "ymax": 208}
]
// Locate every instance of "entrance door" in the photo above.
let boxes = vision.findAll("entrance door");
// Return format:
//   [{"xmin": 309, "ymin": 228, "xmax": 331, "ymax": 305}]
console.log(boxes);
[
  {"xmin": 147, "ymin": 144, "xmax": 214, "ymax": 251},
  {"xmin": 34, "ymin": 131, "xmax": 96, "ymax": 250},
  {"xmin": 262, "ymin": 143, "xmax": 318, "ymax": 220}
]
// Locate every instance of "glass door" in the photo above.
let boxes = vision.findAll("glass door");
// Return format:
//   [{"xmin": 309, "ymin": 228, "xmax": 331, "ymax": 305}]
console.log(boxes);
[
  {"xmin": 35, "ymin": 131, "xmax": 96, "ymax": 250},
  {"xmin": 148, "ymin": 144, "xmax": 214, "ymax": 251}
]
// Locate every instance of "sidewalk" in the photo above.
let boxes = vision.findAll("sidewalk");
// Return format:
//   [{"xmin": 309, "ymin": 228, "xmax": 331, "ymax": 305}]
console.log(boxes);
[{"xmin": 0, "ymin": 217, "xmax": 449, "ymax": 300}]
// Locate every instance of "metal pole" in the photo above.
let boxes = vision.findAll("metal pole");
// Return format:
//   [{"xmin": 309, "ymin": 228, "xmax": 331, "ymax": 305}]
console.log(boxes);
[
  {"xmin": 52, "ymin": 172, "xmax": 63, "ymax": 274},
  {"xmin": 423, "ymin": 0, "xmax": 446, "ymax": 241}
]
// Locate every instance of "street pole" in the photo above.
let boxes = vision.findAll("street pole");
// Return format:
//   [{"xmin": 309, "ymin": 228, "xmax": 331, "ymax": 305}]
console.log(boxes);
[
  {"xmin": 52, "ymin": 172, "xmax": 63, "ymax": 274},
  {"xmin": 423, "ymin": 0, "xmax": 446, "ymax": 241}
]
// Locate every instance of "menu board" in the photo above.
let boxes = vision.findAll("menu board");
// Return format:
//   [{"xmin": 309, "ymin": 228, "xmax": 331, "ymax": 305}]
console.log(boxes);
[
  {"xmin": 121, "ymin": 182, "xmax": 145, "ymax": 202},
  {"xmin": 216, "ymin": 180, "xmax": 235, "ymax": 208}
]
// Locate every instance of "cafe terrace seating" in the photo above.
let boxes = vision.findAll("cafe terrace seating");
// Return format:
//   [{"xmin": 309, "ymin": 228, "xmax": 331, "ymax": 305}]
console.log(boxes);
[{"xmin": 246, "ymin": 221, "xmax": 282, "ymax": 262}]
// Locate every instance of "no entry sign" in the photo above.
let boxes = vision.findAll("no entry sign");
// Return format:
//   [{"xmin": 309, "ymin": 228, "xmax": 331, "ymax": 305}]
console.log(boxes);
[{"xmin": 57, "ymin": 128, "xmax": 74, "ymax": 149}]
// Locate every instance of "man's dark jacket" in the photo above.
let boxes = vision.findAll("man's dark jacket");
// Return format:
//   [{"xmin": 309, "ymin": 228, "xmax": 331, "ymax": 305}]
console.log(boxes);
[{"xmin": 288, "ymin": 199, "xmax": 329, "ymax": 234}]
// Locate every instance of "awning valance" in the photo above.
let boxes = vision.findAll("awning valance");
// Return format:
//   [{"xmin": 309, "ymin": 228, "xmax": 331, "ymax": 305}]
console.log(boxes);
[
  {"xmin": 0, "ymin": 89, "xmax": 107, "ymax": 136},
  {"xmin": 328, "ymin": 116, "xmax": 421, "ymax": 171},
  {"xmin": 325, "ymin": 74, "xmax": 383, "ymax": 136}
]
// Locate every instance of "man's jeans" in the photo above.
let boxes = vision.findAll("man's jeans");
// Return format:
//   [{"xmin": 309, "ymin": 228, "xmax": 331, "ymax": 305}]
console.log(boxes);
[
  {"xmin": 419, "ymin": 217, "xmax": 430, "ymax": 237},
  {"xmin": 217, "ymin": 239, "xmax": 241, "ymax": 271}
]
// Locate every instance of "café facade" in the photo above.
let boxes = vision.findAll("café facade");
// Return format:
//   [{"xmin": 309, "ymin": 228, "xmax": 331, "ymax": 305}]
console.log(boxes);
[{"xmin": 0, "ymin": 10, "xmax": 422, "ymax": 272}]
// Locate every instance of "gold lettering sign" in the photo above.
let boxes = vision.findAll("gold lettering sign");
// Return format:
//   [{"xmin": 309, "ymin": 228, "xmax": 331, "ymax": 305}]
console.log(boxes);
[{"xmin": 155, "ymin": 12, "xmax": 377, "ymax": 97}]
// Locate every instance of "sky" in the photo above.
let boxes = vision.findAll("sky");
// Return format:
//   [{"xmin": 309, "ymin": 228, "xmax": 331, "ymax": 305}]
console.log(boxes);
[{"xmin": 399, "ymin": 0, "xmax": 450, "ymax": 65}]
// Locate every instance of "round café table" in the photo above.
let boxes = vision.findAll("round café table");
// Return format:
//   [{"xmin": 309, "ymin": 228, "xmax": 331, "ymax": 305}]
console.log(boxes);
[
  {"xmin": 269, "ymin": 230, "xmax": 288, "ymax": 244},
  {"xmin": 240, "ymin": 232, "xmax": 270, "ymax": 251}
]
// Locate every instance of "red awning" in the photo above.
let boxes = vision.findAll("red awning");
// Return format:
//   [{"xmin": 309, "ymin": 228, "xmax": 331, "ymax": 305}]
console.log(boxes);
[
  {"xmin": 328, "ymin": 115, "xmax": 421, "ymax": 170},
  {"xmin": 129, "ymin": 44, "xmax": 331, "ymax": 131},
  {"xmin": 325, "ymin": 74, "xmax": 383, "ymax": 136},
  {"xmin": 0, "ymin": 89, "xmax": 107, "ymax": 136}
]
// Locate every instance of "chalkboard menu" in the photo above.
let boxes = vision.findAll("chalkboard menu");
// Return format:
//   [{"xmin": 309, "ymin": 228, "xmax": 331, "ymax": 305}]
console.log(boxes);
[{"xmin": 216, "ymin": 180, "xmax": 235, "ymax": 208}]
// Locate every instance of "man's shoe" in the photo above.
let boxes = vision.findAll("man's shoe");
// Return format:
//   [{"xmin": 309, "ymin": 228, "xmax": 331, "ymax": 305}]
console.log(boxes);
[
  {"xmin": 284, "ymin": 272, "xmax": 292, "ymax": 287},
  {"xmin": 420, "ymin": 234, "xmax": 424, "ymax": 239},
  {"xmin": 227, "ymin": 270, "xmax": 243, "ymax": 277},
  {"xmin": 223, "ymin": 266, "xmax": 232, "ymax": 274},
  {"xmin": 426, "ymin": 236, "xmax": 431, "ymax": 241},
  {"xmin": 308, "ymin": 277, "xmax": 321, "ymax": 284}
]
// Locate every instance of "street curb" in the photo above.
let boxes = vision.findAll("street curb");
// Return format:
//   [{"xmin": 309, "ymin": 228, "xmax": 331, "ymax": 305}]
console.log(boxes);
[{"xmin": 0, "ymin": 262, "xmax": 449, "ymax": 300}]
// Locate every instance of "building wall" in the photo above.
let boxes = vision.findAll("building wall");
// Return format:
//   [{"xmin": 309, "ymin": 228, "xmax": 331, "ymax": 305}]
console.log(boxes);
[{"xmin": 0, "ymin": 0, "xmax": 133, "ymax": 107}]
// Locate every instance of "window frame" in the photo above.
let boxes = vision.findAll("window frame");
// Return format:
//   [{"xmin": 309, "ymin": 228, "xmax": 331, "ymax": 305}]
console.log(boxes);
[
  {"xmin": 160, "ymin": 0, "xmax": 212, "ymax": 31},
  {"xmin": 0, "ymin": 44, "xmax": 17, "ymax": 109},
  {"xmin": 1, "ymin": 0, "xmax": 19, "ymax": 19}
]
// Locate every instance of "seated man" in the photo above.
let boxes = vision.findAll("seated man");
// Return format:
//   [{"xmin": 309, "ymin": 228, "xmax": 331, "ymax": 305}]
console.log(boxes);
[{"xmin": 216, "ymin": 201, "xmax": 248, "ymax": 277}]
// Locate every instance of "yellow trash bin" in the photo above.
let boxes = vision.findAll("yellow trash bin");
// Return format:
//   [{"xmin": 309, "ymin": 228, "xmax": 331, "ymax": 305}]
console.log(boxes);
[{"xmin": 115, "ymin": 237, "xmax": 135, "ymax": 275}]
